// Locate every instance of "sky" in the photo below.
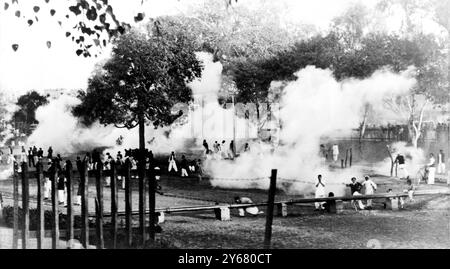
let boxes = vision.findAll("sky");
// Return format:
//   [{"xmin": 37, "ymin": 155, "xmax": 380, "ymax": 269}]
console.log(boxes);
[{"xmin": 0, "ymin": 0, "xmax": 445, "ymax": 96}]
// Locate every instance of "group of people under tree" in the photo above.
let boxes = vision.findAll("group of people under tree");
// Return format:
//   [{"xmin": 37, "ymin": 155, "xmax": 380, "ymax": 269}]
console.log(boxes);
[
  {"xmin": 167, "ymin": 151, "xmax": 202, "ymax": 178},
  {"xmin": 202, "ymin": 139, "xmax": 250, "ymax": 161},
  {"xmin": 12, "ymin": 145, "xmax": 166, "ymax": 207}
]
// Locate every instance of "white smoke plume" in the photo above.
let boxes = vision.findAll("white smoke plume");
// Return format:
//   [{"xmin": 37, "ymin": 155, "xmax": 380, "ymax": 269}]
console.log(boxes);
[
  {"xmin": 206, "ymin": 66, "xmax": 417, "ymax": 196},
  {"xmin": 25, "ymin": 52, "xmax": 256, "ymax": 156}
]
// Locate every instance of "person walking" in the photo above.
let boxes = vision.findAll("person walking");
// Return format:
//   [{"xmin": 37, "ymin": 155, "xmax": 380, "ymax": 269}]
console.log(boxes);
[
  {"xmin": 427, "ymin": 153, "xmax": 436, "ymax": 184},
  {"xmin": 362, "ymin": 176, "xmax": 377, "ymax": 209},
  {"xmin": 332, "ymin": 144, "xmax": 339, "ymax": 162},
  {"xmin": 315, "ymin": 175, "xmax": 326, "ymax": 210},
  {"xmin": 346, "ymin": 177, "xmax": 365, "ymax": 210},
  {"xmin": 395, "ymin": 153, "xmax": 409, "ymax": 179}
]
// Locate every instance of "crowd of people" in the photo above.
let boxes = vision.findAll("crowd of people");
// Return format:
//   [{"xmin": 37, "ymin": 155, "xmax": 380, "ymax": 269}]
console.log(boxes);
[
  {"xmin": 4, "ymin": 145, "xmax": 209, "ymax": 207},
  {"xmin": 201, "ymin": 139, "xmax": 250, "ymax": 161}
]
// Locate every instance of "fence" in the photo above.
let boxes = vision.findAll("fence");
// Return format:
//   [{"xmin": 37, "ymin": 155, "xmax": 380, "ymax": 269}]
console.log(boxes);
[{"xmin": 7, "ymin": 159, "xmax": 158, "ymax": 249}]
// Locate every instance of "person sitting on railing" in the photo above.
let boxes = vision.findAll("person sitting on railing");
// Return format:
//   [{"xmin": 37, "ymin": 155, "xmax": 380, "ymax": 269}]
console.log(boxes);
[
  {"xmin": 234, "ymin": 196, "xmax": 263, "ymax": 216},
  {"xmin": 315, "ymin": 175, "xmax": 326, "ymax": 211},
  {"xmin": 346, "ymin": 177, "xmax": 365, "ymax": 210},
  {"xmin": 400, "ymin": 179, "xmax": 415, "ymax": 208}
]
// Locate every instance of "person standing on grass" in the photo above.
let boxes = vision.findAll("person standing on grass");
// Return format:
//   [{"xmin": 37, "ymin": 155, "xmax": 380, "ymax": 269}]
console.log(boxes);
[
  {"xmin": 437, "ymin": 149, "xmax": 446, "ymax": 175},
  {"xmin": 180, "ymin": 155, "xmax": 189, "ymax": 177},
  {"xmin": 362, "ymin": 176, "xmax": 377, "ymax": 209},
  {"xmin": 315, "ymin": 175, "xmax": 326, "ymax": 210},
  {"xmin": 395, "ymin": 153, "xmax": 409, "ymax": 179},
  {"xmin": 75, "ymin": 156, "xmax": 83, "ymax": 205},
  {"xmin": 332, "ymin": 144, "xmax": 339, "ymax": 162},
  {"xmin": 426, "ymin": 153, "xmax": 436, "ymax": 184},
  {"xmin": 47, "ymin": 146, "xmax": 53, "ymax": 160},
  {"xmin": 346, "ymin": 177, "xmax": 365, "ymax": 210},
  {"xmin": 32, "ymin": 147, "xmax": 38, "ymax": 167},
  {"xmin": 168, "ymin": 151, "xmax": 178, "ymax": 173},
  {"xmin": 202, "ymin": 140, "xmax": 209, "ymax": 155},
  {"xmin": 27, "ymin": 147, "xmax": 33, "ymax": 167},
  {"xmin": 43, "ymin": 159, "xmax": 52, "ymax": 200}
]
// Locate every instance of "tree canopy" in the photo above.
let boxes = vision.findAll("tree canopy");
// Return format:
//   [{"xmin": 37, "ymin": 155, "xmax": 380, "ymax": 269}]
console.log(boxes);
[{"xmin": 72, "ymin": 18, "xmax": 203, "ymax": 130}]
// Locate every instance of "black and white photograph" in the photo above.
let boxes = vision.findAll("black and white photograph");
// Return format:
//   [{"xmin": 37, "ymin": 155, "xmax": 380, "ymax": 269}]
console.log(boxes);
[{"xmin": 0, "ymin": 0, "xmax": 450, "ymax": 255}]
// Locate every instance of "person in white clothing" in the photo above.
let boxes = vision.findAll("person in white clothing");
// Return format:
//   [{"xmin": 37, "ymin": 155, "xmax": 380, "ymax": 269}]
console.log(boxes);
[
  {"xmin": 427, "ymin": 153, "xmax": 436, "ymax": 184},
  {"xmin": 43, "ymin": 160, "xmax": 52, "ymax": 200},
  {"xmin": 168, "ymin": 152, "xmax": 178, "ymax": 173},
  {"xmin": 234, "ymin": 196, "xmax": 263, "ymax": 216},
  {"xmin": 362, "ymin": 176, "xmax": 377, "ymax": 209},
  {"xmin": 332, "ymin": 144, "xmax": 339, "ymax": 162},
  {"xmin": 104, "ymin": 161, "xmax": 111, "ymax": 187},
  {"xmin": 315, "ymin": 175, "xmax": 326, "ymax": 210}
]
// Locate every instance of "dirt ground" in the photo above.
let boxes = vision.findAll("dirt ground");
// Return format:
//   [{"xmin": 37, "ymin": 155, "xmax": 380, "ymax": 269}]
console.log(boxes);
[{"xmin": 1, "ymin": 163, "xmax": 450, "ymax": 249}]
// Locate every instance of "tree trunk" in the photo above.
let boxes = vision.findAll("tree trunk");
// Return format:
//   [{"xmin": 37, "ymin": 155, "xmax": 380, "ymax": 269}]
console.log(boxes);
[
  {"xmin": 386, "ymin": 145, "xmax": 395, "ymax": 177},
  {"xmin": 138, "ymin": 112, "xmax": 147, "ymax": 244}
]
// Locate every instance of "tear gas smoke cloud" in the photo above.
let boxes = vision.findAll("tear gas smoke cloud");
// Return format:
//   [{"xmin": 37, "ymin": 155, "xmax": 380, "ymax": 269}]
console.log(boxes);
[
  {"xmin": 22, "ymin": 52, "xmax": 419, "ymax": 197},
  {"xmin": 206, "ymin": 66, "xmax": 417, "ymax": 196}
]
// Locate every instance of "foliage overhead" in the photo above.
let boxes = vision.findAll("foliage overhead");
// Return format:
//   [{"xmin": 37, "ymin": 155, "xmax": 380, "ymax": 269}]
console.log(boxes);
[
  {"xmin": 11, "ymin": 90, "xmax": 48, "ymax": 127},
  {"xmin": 2, "ymin": 0, "xmax": 147, "ymax": 57}
]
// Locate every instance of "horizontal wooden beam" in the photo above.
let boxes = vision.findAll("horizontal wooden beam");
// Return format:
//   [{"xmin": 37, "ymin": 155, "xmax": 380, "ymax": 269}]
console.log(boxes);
[{"xmin": 94, "ymin": 189, "xmax": 450, "ymax": 217}]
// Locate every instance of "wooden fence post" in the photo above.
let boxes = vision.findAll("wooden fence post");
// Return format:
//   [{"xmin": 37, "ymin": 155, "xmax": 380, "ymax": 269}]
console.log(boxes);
[
  {"xmin": 95, "ymin": 162, "xmax": 104, "ymax": 249},
  {"xmin": 264, "ymin": 169, "xmax": 277, "ymax": 249},
  {"xmin": 12, "ymin": 161, "xmax": 19, "ymax": 249},
  {"xmin": 66, "ymin": 161, "xmax": 74, "ymax": 249},
  {"xmin": 51, "ymin": 162, "xmax": 59, "ymax": 249},
  {"xmin": 110, "ymin": 160, "xmax": 118, "ymax": 249},
  {"xmin": 81, "ymin": 160, "xmax": 89, "ymax": 248},
  {"xmin": 138, "ymin": 157, "xmax": 146, "ymax": 245},
  {"xmin": 36, "ymin": 162, "xmax": 44, "ymax": 249},
  {"xmin": 345, "ymin": 149, "xmax": 348, "ymax": 168},
  {"xmin": 349, "ymin": 148, "xmax": 353, "ymax": 167},
  {"xmin": 148, "ymin": 165, "xmax": 156, "ymax": 241},
  {"xmin": 125, "ymin": 159, "xmax": 132, "ymax": 247},
  {"xmin": 21, "ymin": 162, "xmax": 29, "ymax": 249}
]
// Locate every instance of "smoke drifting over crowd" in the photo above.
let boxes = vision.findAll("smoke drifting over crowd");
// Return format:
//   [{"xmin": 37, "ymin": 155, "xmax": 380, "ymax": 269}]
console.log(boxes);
[
  {"xmin": 24, "ymin": 51, "xmax": 419, "ymax": 196},
  {"xmin": 26, "ymin": 52, "xmax": 256, "ymax": 155},
  {"xmin": 206, "ymin": 66, "xmax": 417, "ymax": 196}
]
